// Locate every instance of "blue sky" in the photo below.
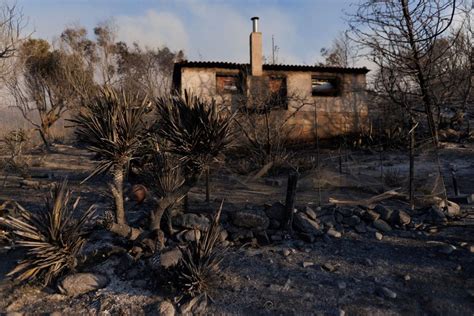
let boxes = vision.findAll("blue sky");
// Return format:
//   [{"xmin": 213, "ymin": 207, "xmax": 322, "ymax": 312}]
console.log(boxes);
[{"xmin": 17, "ymin": 0, "xmax": 360, "ymax": 65}]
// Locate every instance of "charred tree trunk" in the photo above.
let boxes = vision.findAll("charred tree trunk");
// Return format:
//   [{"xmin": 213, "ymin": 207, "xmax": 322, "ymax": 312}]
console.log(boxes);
[{"xmin": 110, "ymin": 164, "xmax": 126, "ymax": 225}]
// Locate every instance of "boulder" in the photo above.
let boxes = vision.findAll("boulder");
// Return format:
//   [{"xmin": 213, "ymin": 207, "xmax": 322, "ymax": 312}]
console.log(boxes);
[
  {"xmin": 59, "ymin": 273, "xmax": 108, "ymax": 296},
  {"xmin": 232, "ymin": 209, "xmax": 269, "ymax": 230},
  {"xmin": 173, "ymin": 213, "xmax": 210, "ymax": 231},
  {"xmin": 373, "ymin": 219, "xmax": 392, "ymax": 232},
  {"xmin": 293, "ymin": 212, "xmax": 323, "ymax": 236},
  {"xmin": 373, "ymin": 205, "xmax": 393, "ymax": 222},
  {"xmin": 342, "ymin": 215, "xmax": 361, "ymax": 227},
  {"xmin": 265, "ymin": 202, "xmax": 286, "ymax": 222}
]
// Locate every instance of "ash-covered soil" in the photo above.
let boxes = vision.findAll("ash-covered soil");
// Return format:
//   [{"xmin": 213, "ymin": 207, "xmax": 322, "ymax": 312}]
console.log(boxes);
[{"xmin": 1, "ymin": 144, "xmax": 473, "ymax": 315}]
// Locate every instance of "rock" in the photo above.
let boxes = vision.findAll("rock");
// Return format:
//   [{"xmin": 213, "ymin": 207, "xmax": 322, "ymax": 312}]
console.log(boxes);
[
  {"xmin": 160, "ymin": 248, "xmax": 183, "ymax": 269},
  {"xmin": 302, "ymin": 261, "xmax": 314, "ymax": 268},
  {"xmin": 354, "ymin": 223, "xmax": 367, "ymax": 233},
  {"xmin": 428, "ymin": 206, "xmax": 447, "ymax": 224},
  {"xmin": 376, "ymin": 287, "xmax": 397, "ymax": 299},
  {"xmin": 337, "ymin": 281, "xmax": 347, "ymax": 289},
  {"xmin": 468, "ymin": 245, "xmax": 474, "ymax": 253},
  {"xmin": 158, "ymin": 300, "xmax": 176, "ymax": 316},
  {"xmin": 318, "ymin": 214, "xmax": 336, "ymax": 228},
  {"xmin": 219, "ymin": 230, "xmax": 228, "ymax": 242},
  {"xmin": 373, "ymin": 219, "xmax": 392, "ymax": 232},
  {"xmin": 342, "ymin": 215, "xmax": 361, "ymax": 226},
  {"xmin": 322, "ymin": 262, "xmax": 336, "ymax": 272},
  {"xmin": 282, "ymin": 248, "xmax": 291, "ymax": 257},
  {"xmin": 445, "ymin": 201, "xmax": 461, "ymax": 217},
  {"xmin": 232, "ymin": 209, "xmax": 269, "ymax": 230},
  {"xmin": 335, "ymin": 213, "xmax": 344, "ymax": 223},
  {"xmin": 363, "ymin": 209, "xmax": 380, "ymax": 222},
  {"xmin": 404, "ymin": 274, "xmax": 411, "ymax": 281},
  {"xmin": 326, "ymin": 228, "xmax": 342, "ymax": 238},
  {"xmin": 393, "ymin": 210, "xmax": 411, "ymax": 226},
  {"xmin": 265, "ymin": 202, "xmax": 287, "ymax": 222},
  {"xmin": 184, "ymin": 229, "xmax": 201, "ymax": 242},
  {"xmin": 375, "ymin": 232, "xmax": 383, "ymax": 240},
  {"xmin": 294, "ymin": 212, "xmax": 323, "ymax": 236},
  {"xmin": 173, "ymin": 213, "xmax": 210, "ymax": 231},
  {"xmin": 336, "ymin": 207, "xmax": 353, "ymax": 217},
  {"xmin": 373, "ymin": 205, "xmax": 393, "ymax": 222},
  {"xmin": 59, "ymin": 273, "xmax": 108, "ymax": 296},
  {"xmin": 304, "ymin": 206, "xmax": 318, "ymax": 221}
]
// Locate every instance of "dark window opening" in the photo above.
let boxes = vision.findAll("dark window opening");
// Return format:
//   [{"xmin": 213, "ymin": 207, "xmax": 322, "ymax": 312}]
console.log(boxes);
[
  {"xmin": 312, "ymin": 76, "xmax": 341, "ymax": 96},
  {"xmin": 216, "ymin": 74, "xmax": 241, "ymax": 94},
  {"xmin": 268, "ymin": 76, "xmax": 288, "ymax": 109}
]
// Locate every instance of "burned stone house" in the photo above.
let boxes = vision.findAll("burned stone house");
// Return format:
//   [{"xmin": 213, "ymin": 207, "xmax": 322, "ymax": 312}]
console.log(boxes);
[{"xmin": 172, "ymin": 17, "xmax": 369, "ymax": 139}]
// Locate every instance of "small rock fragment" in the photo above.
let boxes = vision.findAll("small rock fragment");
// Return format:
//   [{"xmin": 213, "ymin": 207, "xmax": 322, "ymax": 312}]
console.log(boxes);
[
  {"xmin": 302, "ymin": 261, "xmax": 314, "ymax": 268},
  {"xmin": 376, "ymin": 286, "xmax": 397, "ymax": 299},
  {"xmin": 375, "ymin": 232, "xmax": 383, "ymax": 240},
  {"xmin": 322, "ymin": 262, "xmax": 336, "ymax": 272},
  {"xmin": 326, "ymin": 228, "xmax": 342, "ymax": 238},
  {"xmin": 337, "ymin": 281, "xmax": 347, "ymax": 289}
]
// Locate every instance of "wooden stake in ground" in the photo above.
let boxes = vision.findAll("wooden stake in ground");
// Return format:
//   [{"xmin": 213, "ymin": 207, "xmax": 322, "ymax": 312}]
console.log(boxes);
[
  {"xmin": 285, "ymin": 171, "xmax": 299, "ymax": 231},
  {"xmin": 205, "ymin": 166, "xmax": 210, "ymax": 202},
  {"xmin": 409, "ymin": 121, "xmax": 418, "ymax": 210}
]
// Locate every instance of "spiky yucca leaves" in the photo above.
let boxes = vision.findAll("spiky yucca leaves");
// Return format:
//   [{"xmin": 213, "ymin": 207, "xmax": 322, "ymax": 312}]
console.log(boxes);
[
  {"xmin": 71, "ymin": 87, "xmax": 149, "ymax": 179},
  {"xmin": 154, "ymin": 91, "xmax": 234, "ymax": 174},
  {"xmin": 1, "ymin": 180, "xmax": 95, "ymax": 286},
  {"xmin": 70, "ymin": 87, "xmax": 148, "ymax": 225},
  {"xmin": 172, "ymin": 203, "xmax": 225, "ymax": 298}
]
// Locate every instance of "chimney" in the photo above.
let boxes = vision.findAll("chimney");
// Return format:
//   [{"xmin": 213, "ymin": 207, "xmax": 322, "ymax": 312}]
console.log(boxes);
[{"xmin": 250, "ymin": 17, "xmax": 262, "ymax": 76}]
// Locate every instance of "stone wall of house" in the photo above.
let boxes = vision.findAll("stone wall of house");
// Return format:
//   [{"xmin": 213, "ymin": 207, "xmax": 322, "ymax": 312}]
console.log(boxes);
[{"xmin": 179, "ymin": 67, "xmax": 368, "ymax": 140}]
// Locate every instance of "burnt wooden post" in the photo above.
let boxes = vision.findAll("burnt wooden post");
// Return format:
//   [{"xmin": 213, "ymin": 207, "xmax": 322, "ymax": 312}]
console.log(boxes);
[
  {"xmin": 409, "ymin": 121, "xmax": 418, "ymax": 210},
  {"xmin": 451, "ymin": 166, "xmax": 460, "ymax": 196},
  {"xmin": 205, "ymin": 166, "xmax": 210, "ymax": 202},
  {"xmin": 285, "ymin": 171, "xmax": 299, "ymax": 230}
]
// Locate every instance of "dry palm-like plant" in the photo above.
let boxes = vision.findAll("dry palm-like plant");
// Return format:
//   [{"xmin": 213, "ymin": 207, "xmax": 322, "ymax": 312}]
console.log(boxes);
[
  {"xmin": 172, "ymin": 202, "xmax": 225, "ymax": 298},
  {"xmin": 0, "ymin": 180, "xmax": 95, "ymax": 286},
  {"xmin": 154, "ymin": 91, "xmax": 234, "ymax": 174},
  {"xmin": 70, "ymin": 87, "xmax": 148, "ymax": 226}
]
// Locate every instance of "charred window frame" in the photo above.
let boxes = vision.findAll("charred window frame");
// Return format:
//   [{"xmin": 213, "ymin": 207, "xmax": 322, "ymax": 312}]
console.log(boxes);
[
  {"xmin": 216, "ymin": 73, "xmax": 242, "ymax": 94},
  {"xmin": 268, "ymin": 75, "xmax": 288, "ymax": 110},
  {"xmin": 311, "ymin": 76, "xmax": 341, "ymax": 97}
]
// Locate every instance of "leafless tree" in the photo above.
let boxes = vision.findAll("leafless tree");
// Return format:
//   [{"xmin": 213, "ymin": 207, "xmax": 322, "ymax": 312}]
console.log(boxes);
[
  {"xmin": 319, "ymin": 31, "xmax": 358, "ymax": 67},
  {"xmin": 0, "ymin": 2, "xmax": 27, "ymax": 79},
  {"xmin": 348, "ymin": 0, "xmax": 462, "ymax": 146}
]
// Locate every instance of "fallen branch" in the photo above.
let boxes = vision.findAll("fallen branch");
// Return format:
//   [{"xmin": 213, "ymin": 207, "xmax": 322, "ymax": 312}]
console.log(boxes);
[{"xmin": 329, "ymin": 189, "xmax": 404, "ymax": 207}]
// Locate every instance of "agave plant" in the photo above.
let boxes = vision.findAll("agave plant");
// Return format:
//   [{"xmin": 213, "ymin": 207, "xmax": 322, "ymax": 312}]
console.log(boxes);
[
  {"xmin": 0, "ymin": 180, "xmax": 95, "ymax": 286},
  {"xmin": 70, "ymin": 87, "xmax": 149, "ymax": 226},
  {"xmin": 172, "ymin": 202, "xmax": 225, "ymax": 298}
]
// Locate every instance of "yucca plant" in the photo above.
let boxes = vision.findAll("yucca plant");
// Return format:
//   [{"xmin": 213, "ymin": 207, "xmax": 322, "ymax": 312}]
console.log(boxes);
[
  {"xmin": 154, "ymin": 91, "xmax": 234, "ymax": 174},
  {"xmin": 0, "ymin": 180, "xmax": 95, "ymax": 286},
  {"xmin": 147, "ymin": 91, "xmax": 234, "ymax": 233},
  {"xmin": 70, "ymin": 87, "xmax": 149, "ymax": 228},
  {"xmin": 172, "ymin": 202, "xmax": 225, "ymax": 298}
]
